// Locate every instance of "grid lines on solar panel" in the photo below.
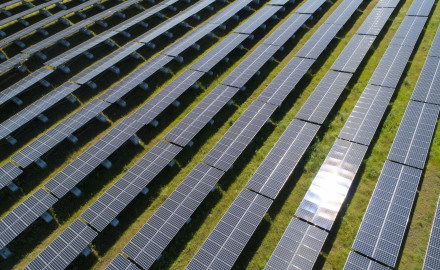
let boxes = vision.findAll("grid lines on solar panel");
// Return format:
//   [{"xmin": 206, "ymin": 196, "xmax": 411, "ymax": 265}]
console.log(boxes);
[
  {"xmin": 233, "ymin": 5, "xmax": 281, "ymax": 34},
  {"xmin": 389, "ymin": 16, "xmax": 427, "ymax": 48},
  {"xmin": 0, "ymin": 188, "xmax": 57, "ymax": 249},
  {"xmin": 263, "ymin": 13, "xmax": 309, "ymax": 46},
  {"xmin": 356, "ymin": 7, "xmax": 393, "ymax": 36},
  {"xmin": 11, "ymin": 99, "xmax": 111, "ymax": 168},
  {"xmin": 295, "ymin": 0, "xmax": 327, "ymax": 14},
  {"xmin": 376, "ymin": 0, "xmax": 400, "ymax": 8},
  {"xmin": 423, "ymin": 196, "xmax": 440, "ymax": 270},
  {"xmin": 295, "ymin": 139, "xmax": 367, "ymax": 230},
  {"xmin": 99, "ymin": 55, "xmax": 174, "ymax": 103},
  {"xmin": 296, "ymin": 71, "xmax": 352, "ymax": 124},
  {"xmin": 121, "ymin": 163, "xmax": 224, "ymax": 269},
  {"xmin": 387, "ymin": 101, "xmax": 440, "ymax": 170},
  {"xmin": 0, "ymin": 67, "xmax": 53, "ymax": 106},
  {"xmin": 411, "ymin": 56, "xmax": 440, "ymax": 105},
  {"xmin": 25, "ymin": 219, "xmax": 98, "ymax": 270},
  {"xmin": 339, "ymin": 84, "xmax": 395, "ymax": 146},
  {"xmin": 164, "ymin": 85, "xmax": 240, "ymax": 147},
  {"xmin": 202, "ymin": 100, "xmax": 277, "ymax": 171},
  {"xmin": 267, "ymin": 0, "xmax": 289, "ymax": 6},
  {"xmin": 406, "ymin": 0, "xmax": 435, "ymax": 17},
  {"xmin": 190, "ymin": 33, "xmax": 248, "ymax": 73},
  {"xmin": 0, "ymin": 82, "xmax": 80, "ymax": 140},
  {"xmin": 187, "ymin": 189, "xmax": 272, "ymax": 269},
  {"xmin": 265, "ymin": 218, "xmax": 328, "ymax": 270},
  {"xmin": 0, "ymin": 162, "xmax": 23, "ymax": 189},
  {"xmin": 246, "ymin": 120, "xmax": 319, "ymax": 199},
  {"xmin": 344, "ymin": 251, "xmax": 390, "ymax": 270},
  {"xmin": 206, "ymin": 0, "xmax": 252, "ymax": 24},
  {"xmin": 81, "ymin": 141, "xmax": 182, "ymax": 232},
  {"xmin": 351, "ymin": 161, "xmax": 422, "ymax": 268},
  {"xmin": 221, "ymin": 44, "xmax": 280, "ymax": 88},
  {"xmin": 331, "ymin": 35, "xmax": 376, "ymax": 73},
  {"xmin": 324, "ymin": 0, "xmax": 362, "ymax": 26},
  {"xmin": 106, "ymin": 254, "xmax": 140, "ymax": 270},
  {"xmin": 428, "ymin": 24, "xmax": 440, "ymax": 57},
  {"xmin": 296, "ymin": 23, "xmax": 341, "ymax": 59},
  {"xmin": 257, "ymin": 57, "xmax": 314, "ymax": 105}
]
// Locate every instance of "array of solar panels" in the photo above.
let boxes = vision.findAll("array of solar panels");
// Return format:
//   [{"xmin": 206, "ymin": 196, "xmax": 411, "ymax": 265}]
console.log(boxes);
[
  {"xmin": 347, "ymin": 13, "xmax": 440, "ymax": 268},
  {"xmin": 423, "ymin": 196, "xmax": 440, "ymax": 270}
]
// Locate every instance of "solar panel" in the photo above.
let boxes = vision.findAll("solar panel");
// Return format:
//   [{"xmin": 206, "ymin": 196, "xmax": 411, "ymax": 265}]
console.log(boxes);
[
  {"xmin": 0, "ymin": 0, "xmax": 21, "ymax": 10},
  {"xmin": 0, "ymin": 0, "xmax": 61, "ymax": 27},
  {"xmin": 267, "ymin": 0, "xmax": 290, "ymax": 5},
  {"xmin": 81, "ymin": 141, "xmax": 182, "ymax": 232},
  {"xmin": 265, "ymin": 218, "xmax": 328, "ymax": 270},
  {"xmin": 164, "ymin": 85, "xmax": 240, "ymax": 147},
  {"xmin": 428, "ymin": 24, "xmax": 440, "ymax": 57},
  {"xmin": 233, "ymin": 6, "xmax": 281, "ymax": 34},
  {"xmin": 295, "ymin": 0, "xmax": 327, "ymax": 14},
  {"xmin": 122, "ymin": 163, "xmax": 224, "ymax": 269},
  {"xmin": 296, "ymin": 71, "xmax": 351, "ymax": 124},
  {"xmin": 0, "ymin": 162, "xmax": 23, "ymax": 190},
  {"xmin": 187, "ymin": 189, "xmax": 272, "ymax": 270},
  {"xmin": 0, "ymin": 82, "xmax": 80, "ymax": 140},
  {"xmin": 339, "ymin": 84, "xmax": 394, "ymax": 146},
  {"xmin": 258, "ymin": 57, "xmax": 314, "ymax": 105},
  {"xmin": 221, "ymin": 44, "xmax": 280, "ymax": 88},
  {"xmin": 0, "ymin": 188, "xmax": 57, "ymax": 249},
  {"xmin": 99, "ymin": 55, "xmax": 173, "ymax": 103},
  {"xmin": 344, "ymin": 252, "xmax": 390, "ymax": 270},
  {"xmin": 72, "ymin": 42, "xmax": 144, "ymax": 84},
  {"xmin": 25, "ymin": 219, "xmax": 98, "ymax": 270},
  {"xmin": 190, "ymin": 33, "xmax": 248, "ymax": 72},
  {"xmin": 356, "ymin": 8, "xmax": 393, "ymax": 36},
  {"xmin": 107, "ymin": 254, "xmax": 140, "ymax": 270},
  {"xmin": 390, "ymin": 16, "xmax": 427, "ymax": 48},
  {"xmin": 295, "ymin": 139, "xmax": 367, "ymax": 230},
  {"xmin": 331, "ymin": 35, "xmax": 376, "ymax": 73},
  {"xmin": 246, "ymin": 120, "xmax": 319, "ymax": 199},
  {"xmin": 352, "ymin": 161, "xmax": 422, "ymax": 268},
  {"xmin": 202, "ymin": 100, "xmax": 277, "ymax": 171},
  {"xmin": 324, "ymin": 0, "xmax": 362, "ymax": 26},
  {"xmin": 0, "ymin": 67, "xmax": 53, "ymax": 106},
  {"xmin": 387, "ymin": 101, "xmax": 440, "ymax": 169},
  {"xmin": 207, "ymin": 0, "xmax": 252, "ymax": 24},
  {"xmin": 368, "ymin": 45, "xmax": 413, "ymax": 89},
  {"xmin": 11, "ymin": 99, "xmax": 110, "ymax": 168},
  {"xmin": 423, "ymin": 196, "xmax": 440, "ymax": 270},
  {"xmin": 376, "ymin": 0, "xmax": 400, "ymax": 8},
  {"xmin": 411, "ymin": 56, "xmax": 440, "ymax": 105},
  {"xmin": 296, "ymin": 23, "xmax": 341, "ymax": 59},
  {"xmin": 263, "ymin": 13, "xmax": 309, "ymax": 46},
  {"xmin": 406, "ymin": 0, "xmax": 435, "ymax": 17},
  {"xmin": 0, "ymin": 53, "xmax": 28, "ymax": 75}
]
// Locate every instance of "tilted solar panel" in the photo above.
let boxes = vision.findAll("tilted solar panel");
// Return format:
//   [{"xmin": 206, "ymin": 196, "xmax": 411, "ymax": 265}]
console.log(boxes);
[
  {"xmin": 106, "ymin": 254, "xmax": 140, "ymax": 270},
  {"xmin": 233, "ymin": 5, "xmax": 281, "ymax": 34},
  {"xmin": 428, "ymin": 24, "xmax": 440, "ymax": 57},
  {"xmin": 356, "ymin": 7, "xmax": 393, "ymax": 36},
  {"xmin": 390, "ymin": 16, "xmax": 427, "ymax": 48},
  {"xmin": 0, "ymin": 53, "xmax": 28, "ymax": 75},
  {"xmin": 295, "ymin": 0, "xmax": 327, "ymax": 14},
  {"xmin": 423, "ymin": 196, "xmax": 440, "ymax": 270},
  {"xmin": 0, "ymin": 0, "xmax": 61, "ymax": 27},
  {"xmin": 0, "ymin": 162, "xmax": 23, "ymax": 190},
  {"xmin": 411, "ymin": 56, "xmax": 440, "ymax": 105},
  {"xmin": 331, "ymin": 35, "xmax": 376, "ymax": 73},
  {"xmin": 207, "ymin": 0, "xmax": 252, "ymax": 24},
  {"xmin": 344, "ymin": 252, "xmax": 390, "ymax": 270},
  {"xmin": 324, "ymin": 0, "xmax": 362, "ymax": 26},
  {"xmin": 376, "ymin": 0, "xmax": 400, "ymax": 8},
  {"xmin": 263, "ymin": 13, "xmax": 309, "ymax": 46},
  {"xmin": 296, "ymin": 23, "xmax": 341, "ymax": 59},
  {"xmin": 406, "ymin": 0, "xmax": 435, "ymax": 17}
]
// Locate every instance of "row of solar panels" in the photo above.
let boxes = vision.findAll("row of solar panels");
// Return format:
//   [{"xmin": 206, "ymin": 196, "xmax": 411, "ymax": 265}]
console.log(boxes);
[
  {"xmin": 0, "ymin": 0, "xmax": 290, "ymax": 266},
  {"xmin": 423, "ymin": 196, "xmax": 440, "ymax": 270},
  {"xmin": 0, "ymin": 0, "xmax": 61, "ymax": 28},
  {"xmin": 23, "ymin": 0, "xmax": 335, "ymax": 268}
]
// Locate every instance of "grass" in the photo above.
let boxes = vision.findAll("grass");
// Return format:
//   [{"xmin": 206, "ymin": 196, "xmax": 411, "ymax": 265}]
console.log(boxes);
[{"xmin": 1, "ymin": 0, "xmax": 440, "ymax": 269}]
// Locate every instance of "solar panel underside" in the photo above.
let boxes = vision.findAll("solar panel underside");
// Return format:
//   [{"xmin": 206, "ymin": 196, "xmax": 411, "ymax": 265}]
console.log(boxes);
[
  {"xmin": 0, "ymin": 82, "xmax": 80, "ymax": 140},
  {"xmin": 190, "ymin": 33, "xmax": 248, "ymax": 72},
  {"xmin": 265, "ymin": 218, "xmax": 328, "ymax": 270},
  {"xmin": 234, "ymin": 5, "xmax": 281, "ymax": 34},
  {"xmin": 187, "ymin": 189, "xmax": 272, "ymax": 270},
  {"xmin": 352, "ymin": 161, "xmax": 422, "ymax": 268},
  {"xmin": 164, "ymin": 85, "xmax": 239, "ymax": 147},
  {"xmin": 81, "ymin": 141, "xmax": 182, "ymax": 232},
  {"xmin": 246, "ymin": 120, "xmax": 319, "ymax": 199},
  {"xmin": 122, "ymin": 163, "xmax": 224, "ymax": 269},
  {"xmin": 295, "ymin": 139, "xmax": 367, "ymax": 230},
  {"xmin": 356, "ymin": 7, "xmax": 393, "ymax": 36},
  {"xmin": 296, "ymin": 71, "xmax": 352, "ymax": 124},
  {"xmin": 387, "ymin": 101, "xmax": 440, "ymax": 169},
  {"xmin": 202, "ymin": 100, "xmax": 277, "ymax": 171},
  {"xmin": 11, "ymin": 99, "xmax": 110, "ymax": 168},
  {"xmin": 295, "ymin": 0, "xmax": 327, "ymax": 14},
  {"xmin": 296, "ymin": 23, "xmax": 341, "ymax": 59},
  {"xmin": 258, "ymin": 57, "xmax": 314, "ymax": 105},
  {"xmin": 0, "ymin": 162, "xmax": 23, "ymax": 189},
  {"xmin": 324, "ymin": 0, "xmax": 362, "ymax": 26},
  {"xmin": 107, "ymin": 254, "xmax": 140, "ymax": 270},
  {"xmin": 406, "ymin": 0, "xmax": 435, "ymax": 17},
  {"xmin": 0, "ymin": 188, "xmax": 57, "ymax": 249},
  {"xmin": 221, "ymin": 44, "xmax": 280, "ymax": 88},
  {"xmin": 411, "ymin": 56, "xmax": 440, "ymax": 105},
  {"xmin": 423, "ymin": 196, "xmax": 440, "ymax": 270},
  {"xmin": 263, "ymin": 13, "xmax": 309, "ymax": 46},
  {"xmin": 331, "ymin": 35, "xmax": 376, "ymax": 73},
  {"xmin": 339, "ymin": 84, "xmax": 395, "ymax": 146},
  {"xmin": 25, "ymin": 219, "xmax": 98, "ymax": 270},
  {"xmin": 390, "ymin": 16, "xmax": 427, "ymax": 48},
  {"xmin": 344, "ymin": 252, "xmax": 390, "ymax": 270}
]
